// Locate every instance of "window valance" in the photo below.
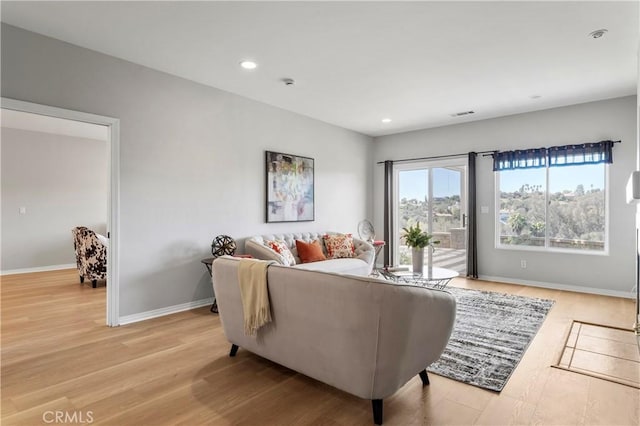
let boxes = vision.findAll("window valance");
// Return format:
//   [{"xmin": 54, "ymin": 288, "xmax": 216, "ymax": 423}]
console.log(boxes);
[
  {"xmin": 493, "ymin": 148, "xmax": 547, "ymax": 171},
  {"xmin": 493, "ymin": 140, "xmax": 617, "ymax": 171}
]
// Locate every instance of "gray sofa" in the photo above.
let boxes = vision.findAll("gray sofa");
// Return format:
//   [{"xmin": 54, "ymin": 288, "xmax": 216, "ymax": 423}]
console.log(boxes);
[
  {"xmin": 212, "ymin": 256, "xmax": 457, "ymax": 425},
  {"xmin": 245, "ymin": 232, "xmax": 375, "ymax": 275}
]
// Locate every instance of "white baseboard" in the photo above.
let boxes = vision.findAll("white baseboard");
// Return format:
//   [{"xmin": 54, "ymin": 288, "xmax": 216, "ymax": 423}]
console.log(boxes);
[
  {"xmin": 0, "ymin": 263, "xmax": 76, "ymax": 276},
  {"xmin": 478, "ymin": 275, "xmax": 635, "ymax": 299},
  {"xmin": 118, "ymin": 297, "xmax": 214, "ymax": 326}
]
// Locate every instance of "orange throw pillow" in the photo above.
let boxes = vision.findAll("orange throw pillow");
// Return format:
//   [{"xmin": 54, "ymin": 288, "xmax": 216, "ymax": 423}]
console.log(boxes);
[{"xmin": 295, "ymin": 240, "xmax": 327, "ymax": 264}]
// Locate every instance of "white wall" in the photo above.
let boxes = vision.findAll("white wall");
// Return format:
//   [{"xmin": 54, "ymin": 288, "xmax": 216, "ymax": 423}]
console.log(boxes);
[
  {"xmin": 1, "ymin": 127, "xmax": 108, "ymax": 272},
  {"xmin": 373, "ymin": 96, "xmax": 637, "ymax": 296},
  {"xmin": 1, "ymin": 24, "xmax": 373, "ymax": 317}
]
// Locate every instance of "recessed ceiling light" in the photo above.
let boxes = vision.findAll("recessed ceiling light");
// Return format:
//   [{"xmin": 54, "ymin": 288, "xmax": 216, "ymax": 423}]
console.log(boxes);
[
  {"xmin": 381, "ymin": 118, "xmax": 392, "ymax": 123},
  {"xmin": 530, "ymin": 95, "xmax": 542, "ymax": 99},
  {"xmin": 588, "ymin": 29, "xmax": 608, "ymax": 39},
  {"xmin": 240, "ymin": 60, "xmax": 257, "ymax": 70}
]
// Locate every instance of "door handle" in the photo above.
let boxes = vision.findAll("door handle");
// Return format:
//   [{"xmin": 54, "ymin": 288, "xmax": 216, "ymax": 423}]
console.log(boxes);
[{"xmin": 462, "ymin": 214, "xmax": 467, "ymax": 228}]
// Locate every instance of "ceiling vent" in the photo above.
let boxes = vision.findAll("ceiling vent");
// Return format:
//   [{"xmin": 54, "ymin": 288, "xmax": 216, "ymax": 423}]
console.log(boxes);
[
  {"xmin": 588, "ymin": 29, "xmax": 608, "ymax": 39},
  {"xmin": 450, "ymin": 110, "xmax": 475, "ymax": 117}
]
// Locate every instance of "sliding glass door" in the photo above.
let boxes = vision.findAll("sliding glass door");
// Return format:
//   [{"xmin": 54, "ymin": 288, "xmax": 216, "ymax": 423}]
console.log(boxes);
[{"xmin": 394, "ymin": 159, "xmax": 467, "ymax": 274}]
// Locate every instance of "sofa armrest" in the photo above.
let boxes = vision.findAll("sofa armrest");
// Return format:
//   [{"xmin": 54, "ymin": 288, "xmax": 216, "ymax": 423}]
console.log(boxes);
[
  {"xmin": 245, "ymin": 239, "xmax": 287, "ymax": 265},
  {"xmin": 352, "ymin": 237, "xmax": 375, "ymax": 272},
  {"xmin": 373, "ymin": 286, "xmax": 456, "ymax": 398}
]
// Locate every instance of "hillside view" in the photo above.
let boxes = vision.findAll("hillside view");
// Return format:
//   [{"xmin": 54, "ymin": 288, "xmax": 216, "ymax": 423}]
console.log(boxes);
[
  {"xmin": 397, "ymin": 181, "xmax": 605, "ymax": 254},
  {"xmin": 499, "ymin": 184, "xmax": 605, "ymax": 250},
  {"xmin": 398, "ymin": 196, "xmax": 462, "ymax": 233}
]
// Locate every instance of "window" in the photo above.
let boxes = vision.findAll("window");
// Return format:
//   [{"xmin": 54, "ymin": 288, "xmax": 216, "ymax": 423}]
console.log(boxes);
[
  {"xmin": 547, "ymin": 164, "xmax": 606, "ymax": 251},
  {"xmin": 498, "ymin": 168, "xmax": 546, "ymax": 248},
  {"xmin": 495, "ymin": 142, "xmax": 612, "ymax": 253}
]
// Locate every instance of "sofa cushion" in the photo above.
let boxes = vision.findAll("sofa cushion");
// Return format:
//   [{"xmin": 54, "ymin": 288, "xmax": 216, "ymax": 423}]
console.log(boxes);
[
  {"xmin": 323, "ymin": 234, "xmax": 355, "ymax": 259},
  {"xmin": 292, "ymin": 258, "xmax": 369, "ymax": 275},
  {"xmin": 265, "ymin": 240, "xmax": 296, "ymax": 266},
  {"xmin": 295, "ymin": 239, "xmax": 327, "ymax": 263}
]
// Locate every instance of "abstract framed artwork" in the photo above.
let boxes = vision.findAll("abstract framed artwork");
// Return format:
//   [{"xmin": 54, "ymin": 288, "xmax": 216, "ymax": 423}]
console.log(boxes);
[{"xmin": 266, "ymin": 151, "xmax": 315, "ymax": 222}]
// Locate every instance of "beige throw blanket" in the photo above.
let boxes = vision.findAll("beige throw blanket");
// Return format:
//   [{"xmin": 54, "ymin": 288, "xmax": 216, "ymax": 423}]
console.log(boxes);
[{"xmin": 238, "ymin": 259, "xmax": 274, "ymax": 336}]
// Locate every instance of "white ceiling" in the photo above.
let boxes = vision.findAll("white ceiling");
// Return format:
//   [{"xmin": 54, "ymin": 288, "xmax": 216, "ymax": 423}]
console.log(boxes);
[
  {"xmin": 1, "ymin": 1, "xmax": 637, "ymax": 137},
  {"xmin": 1, "ymin": 108, "xmax": 109, "ymax": 141}
]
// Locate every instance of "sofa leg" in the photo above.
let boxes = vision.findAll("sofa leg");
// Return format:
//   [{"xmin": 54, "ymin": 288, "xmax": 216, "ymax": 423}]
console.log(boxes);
[
  {"xmin": 229, "ymin": 344, "xmax": 239, "ymax": 357},
  {"xmin": 92, "ymin": 280, "xmax": 97, "ymax": 288},
  {"xmin": 419, "ymin": 370, "xmax": 430, "ymax": 386},
  {"xmin": 80, "ymin": 276, "xmax": 84, "ymax": 284},
  {"xmin": 372, "ymin": 399, "xmax": 383, "ymax": 425}
]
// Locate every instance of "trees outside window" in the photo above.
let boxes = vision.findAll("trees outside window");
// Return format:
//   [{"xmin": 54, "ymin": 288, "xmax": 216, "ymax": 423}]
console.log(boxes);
[{"xmin": 497, "ymin": 163, "xmax": 606, "ymax": 252}]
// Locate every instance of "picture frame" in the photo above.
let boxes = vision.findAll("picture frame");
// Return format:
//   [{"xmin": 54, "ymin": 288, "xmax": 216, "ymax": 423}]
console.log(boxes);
[{"xmin": 265, "ymin": 151, "xmax": 315, "ymax": 223}]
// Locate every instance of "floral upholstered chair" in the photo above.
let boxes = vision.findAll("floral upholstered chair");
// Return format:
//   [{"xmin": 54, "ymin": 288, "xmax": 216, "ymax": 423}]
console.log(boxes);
[
  {"xmin": 71, "ymin": 227, "xmax": 107, "ymax": 288},
  {"xmin": 72, "ymin": 226, "xmax": 88, "ymax": 283}
]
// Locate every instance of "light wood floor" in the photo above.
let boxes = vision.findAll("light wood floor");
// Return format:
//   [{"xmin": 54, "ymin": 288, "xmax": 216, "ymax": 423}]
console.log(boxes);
[{"xmin": 1, "ymin": 269, "xmax": 639, "ymax": 425}]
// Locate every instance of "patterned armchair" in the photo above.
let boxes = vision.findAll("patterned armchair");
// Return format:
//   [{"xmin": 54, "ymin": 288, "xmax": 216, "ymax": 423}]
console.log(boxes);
[
  {"xmin": 71, "ymin": 226, "xmax": 107, "ymax": 288},
  {"xmin": 72, "ymin": 226, "xmax": 88, "ymax": 282}
]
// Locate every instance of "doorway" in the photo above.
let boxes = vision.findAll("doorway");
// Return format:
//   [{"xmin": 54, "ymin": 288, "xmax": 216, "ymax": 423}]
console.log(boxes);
[
  {"xmin": 393, "ymin": 158, "xmax": 467, "ymax": 274},
  {"xmin": 1, "ymin": 98, "xmax": 120, "ymax": 326}
]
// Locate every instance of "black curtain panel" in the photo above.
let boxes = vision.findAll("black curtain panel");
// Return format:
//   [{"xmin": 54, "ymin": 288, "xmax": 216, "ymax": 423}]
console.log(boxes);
[
  {"xmin": 383, "ymin": 160, "xmax": 394, "ymax": 267},
  {"xmin": 467, "ymin": 152, "xmax": 478, "ymax": 278}
]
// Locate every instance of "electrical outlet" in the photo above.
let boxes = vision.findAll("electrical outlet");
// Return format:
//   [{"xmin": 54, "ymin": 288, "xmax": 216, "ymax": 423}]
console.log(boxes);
[
  {"xmin": 520, "ymin": 260, "xmax": 527, "ymax": 269},
  {"xmin": 19, "ymin": 207, "xmax": 26, "ymax": 215}
]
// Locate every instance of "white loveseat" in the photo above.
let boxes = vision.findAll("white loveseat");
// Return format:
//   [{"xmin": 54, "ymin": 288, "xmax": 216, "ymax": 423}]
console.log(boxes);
[
  {"xmin": 245, "ymin": 232, "xmax": 375, "ymax": 275},
  {"xmin": 212, "ymin": 256, "xmax": 457, "ymax": 424}
]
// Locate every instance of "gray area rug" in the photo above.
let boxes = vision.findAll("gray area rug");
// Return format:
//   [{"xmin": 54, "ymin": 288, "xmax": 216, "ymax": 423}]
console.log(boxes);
[{"xmin": 427, "ymin": 287, "xmax": 555, "ymax": 392}]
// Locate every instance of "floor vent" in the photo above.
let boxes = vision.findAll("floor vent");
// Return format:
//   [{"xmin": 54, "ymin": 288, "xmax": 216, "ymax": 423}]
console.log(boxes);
[
  {"xmin": 450, "ymin": 110, "xmax": 475, "ymax": 117},
  {"xmin": 553, "ymin": 320, "xmax": 639, "ymax": 389}
]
